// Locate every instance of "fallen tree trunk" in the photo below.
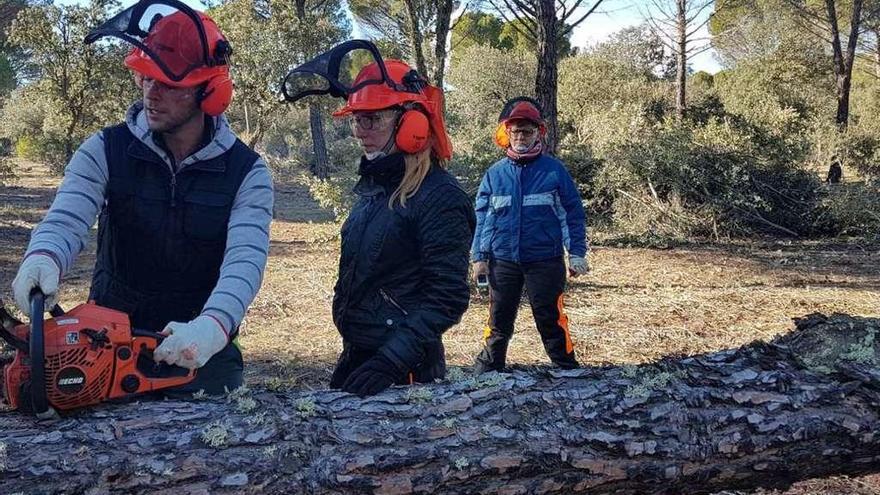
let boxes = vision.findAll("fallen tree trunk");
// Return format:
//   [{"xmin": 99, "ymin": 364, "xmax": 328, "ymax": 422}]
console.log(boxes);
[{"xmin": 1, "ymin": 313, "xmax": 879, "ymax": 494}]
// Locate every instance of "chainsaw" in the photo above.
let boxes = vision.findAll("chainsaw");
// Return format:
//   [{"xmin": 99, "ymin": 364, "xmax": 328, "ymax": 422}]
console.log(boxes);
[{"xmin": 0, "ymin": 290, "xmax": 195, "ymax": 415}]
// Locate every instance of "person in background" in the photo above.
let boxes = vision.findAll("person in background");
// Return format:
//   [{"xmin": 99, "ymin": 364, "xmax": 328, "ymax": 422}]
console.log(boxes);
[{"xmin": 470, "ymin": 96, "xmax": 589, "ymax": 374}]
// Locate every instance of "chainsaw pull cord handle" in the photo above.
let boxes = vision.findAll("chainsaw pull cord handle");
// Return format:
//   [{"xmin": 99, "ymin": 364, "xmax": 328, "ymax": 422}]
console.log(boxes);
[{"xmin": 29, "ymin": 288, "xmax": 49, "ymax": 416}]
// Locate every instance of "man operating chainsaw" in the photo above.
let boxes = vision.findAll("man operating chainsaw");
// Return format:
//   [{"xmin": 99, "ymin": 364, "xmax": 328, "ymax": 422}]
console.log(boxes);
[{"xmin": 9, "ymin": 1, "xmax": 272, "ymax": 395}]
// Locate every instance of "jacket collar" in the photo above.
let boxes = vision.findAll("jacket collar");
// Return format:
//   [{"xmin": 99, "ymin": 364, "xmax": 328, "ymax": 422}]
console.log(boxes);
[{"xmin": 124, "ymin": 101, "xmax": 237, "ymax": 172}]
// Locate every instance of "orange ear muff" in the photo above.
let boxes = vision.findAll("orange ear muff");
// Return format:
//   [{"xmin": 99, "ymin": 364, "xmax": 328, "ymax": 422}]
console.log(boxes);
[
  {"xmin": 494, "ymin": 122, "xmax": 510, "ymax": 148},
  {"xmin": 199, "ymin": 74, "xmax": 234, "ymax": 116},
  {"xmin": 395, "ymin": 110, "xmax": 430, "ymax": 154}
]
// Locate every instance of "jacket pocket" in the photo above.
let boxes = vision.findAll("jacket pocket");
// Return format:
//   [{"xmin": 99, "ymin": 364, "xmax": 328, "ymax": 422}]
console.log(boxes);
[
  {"xmin": 106, "ymin": 178, "xmax": 137, "ymax": 227},
  {"xmin": 183, "ymin": 190, "xmax": 232, "ymax": 241}
]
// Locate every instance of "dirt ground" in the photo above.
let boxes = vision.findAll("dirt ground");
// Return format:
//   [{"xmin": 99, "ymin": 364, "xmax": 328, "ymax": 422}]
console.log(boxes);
[{"xmin": 1, "ymin": 161, "xmax": 879, "ymax": 494}]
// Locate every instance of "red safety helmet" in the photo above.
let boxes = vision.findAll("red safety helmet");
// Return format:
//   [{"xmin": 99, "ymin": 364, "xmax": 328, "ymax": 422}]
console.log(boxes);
[
  {"xmin": 494, "ymin": 96, "xmax": 546, "ymax": 149},
  {"xmin": 334, "ymin": 60, "xmax": 452, "ymax": 160},
  {"xmin": 86, "ymin": 1, "xmax": 233, "ymax": 116},
  {"xmin": 126, "ymin": 11, "xmax": 232, "ymax": 116}
]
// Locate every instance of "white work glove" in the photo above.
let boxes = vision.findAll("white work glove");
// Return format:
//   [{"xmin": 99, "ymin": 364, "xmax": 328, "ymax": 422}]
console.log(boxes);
[
  {"xmin": 12, "ymin": 254, "xmax": 60, "ymax": 315},
  {"xmin": 568, "ymin": 255, "xmax": 590, "ymax": 277},
  {"xmin": 154, "ymin": 315, "xmax": 228, "ymax": 370},
  {"xmin": 472, "ymin": 261, "xmax": 489, "ymax": 283}
]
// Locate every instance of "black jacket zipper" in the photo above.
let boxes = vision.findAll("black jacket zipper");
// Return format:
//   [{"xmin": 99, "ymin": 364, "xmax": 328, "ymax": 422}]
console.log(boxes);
[{"xmin": 379, "ymin": 288, "xmax": 409, "ymax": 316}]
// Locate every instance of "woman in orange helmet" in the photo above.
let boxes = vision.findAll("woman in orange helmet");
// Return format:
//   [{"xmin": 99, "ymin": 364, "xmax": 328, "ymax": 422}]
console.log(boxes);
[{"xmin": 284, "ymin": 42, "xmax": 475, "ymax": 396}]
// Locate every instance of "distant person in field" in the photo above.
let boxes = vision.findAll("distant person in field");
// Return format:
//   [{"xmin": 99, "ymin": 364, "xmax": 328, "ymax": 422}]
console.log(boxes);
[
  {"xmin": 299, "ymin": 52, "xmax": 474, "ymax": 397},
  {"xmin": 826, "ymin": 156, "xmax": 842, "ymax": 184},
  {"xmin": 470, "ymin": 96, "xmax": 589, "ymax": 374},
  {"xmin": 10, "ymin": 4, "xmax": 272, "ymax": 395}
]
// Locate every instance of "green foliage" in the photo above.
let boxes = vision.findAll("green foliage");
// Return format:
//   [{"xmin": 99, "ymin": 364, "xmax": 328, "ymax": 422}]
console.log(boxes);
[
  {"xmin": 450, "ymin": 12, "xmax": 509, "ymax": 54},
  {"xmin": 445, "ymin": 44, "xmax": 535, "ymax": 191},
  {"xmin": 590, "ymin": 24, "xmax": 672, "ymax": 79},
  {"xmin": 813, "ymin": 182, "xmax": 880, "ymax": 236},
  {"xmin": 710, "ymin": 0, "xmax": 816, "ymax": 67},
  {"xmin": 0, "ymin": 53, "xmax": 16, "ymax": 96},
  {"xmin": 3, "ymin": 0, "xmax": 136, "ymax": 169},
  {"xmin": 499, "ymin": 19, "xmax": 573, "ymax": 59},
  {"xmin": 211, "ymin": 0, "xmax": 349, "ymax": 144}
]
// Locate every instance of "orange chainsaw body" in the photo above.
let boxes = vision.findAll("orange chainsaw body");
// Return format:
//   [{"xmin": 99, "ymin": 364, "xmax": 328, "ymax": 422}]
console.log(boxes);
[{"xmin": 2, "ymin": 301, "xmax": 195, "ymax": 412}]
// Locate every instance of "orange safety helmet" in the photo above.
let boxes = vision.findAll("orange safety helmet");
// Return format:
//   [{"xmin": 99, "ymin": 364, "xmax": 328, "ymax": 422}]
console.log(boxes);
[
  {"xmin": 86, "ymin": 1, "xmax": 233, "ymax": 116},
  {"xmin": 333, "ymin": 60, "xmax": 452, "ymax": 160},
  {"xmin": 494, "ymin": 96, "xmax": 546, "ymax": 149}
]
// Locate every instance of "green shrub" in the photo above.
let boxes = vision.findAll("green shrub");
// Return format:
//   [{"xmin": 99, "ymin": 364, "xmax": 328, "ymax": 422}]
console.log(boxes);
[{"xmin": 812, "ymin": 183, "xmax": 880, "ymax": 237}]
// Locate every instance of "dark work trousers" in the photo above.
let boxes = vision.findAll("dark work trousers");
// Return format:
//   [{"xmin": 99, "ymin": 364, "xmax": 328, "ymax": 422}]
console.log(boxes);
[{"xmin": 474, "ymin": 257, "xmax": 579, "ymax": 372}]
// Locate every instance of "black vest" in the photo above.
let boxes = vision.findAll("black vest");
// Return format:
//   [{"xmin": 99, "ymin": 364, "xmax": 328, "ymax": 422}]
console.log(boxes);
[{"xmin": 89, "ymin": 124, "xmax": 258, "ymax": 332}]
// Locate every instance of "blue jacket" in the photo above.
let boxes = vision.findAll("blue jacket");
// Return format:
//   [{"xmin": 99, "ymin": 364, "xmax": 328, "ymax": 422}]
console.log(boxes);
[{"xmin": 470, "ymin": 154, "xmax": 588, "ymax": 263}]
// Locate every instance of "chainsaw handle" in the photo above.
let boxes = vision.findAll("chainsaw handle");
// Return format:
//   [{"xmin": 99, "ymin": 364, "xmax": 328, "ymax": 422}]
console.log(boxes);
[
  {"xmin": 131, "ymin": 333, "xmax": 195, "ymax": 383},
  {"xmin": 29, "ymin": 288, "xmax": 49, "ymax": 416},
  {"xmin": 131, "ymin": 328, "xmax": 166, "ymax": 342}
]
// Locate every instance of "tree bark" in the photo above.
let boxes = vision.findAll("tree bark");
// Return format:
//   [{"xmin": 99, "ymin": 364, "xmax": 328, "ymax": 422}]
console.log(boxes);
[
  {"xmin": 2, "ymin": 313, "xmax": 880, "ymax": 494},
  {"xmin": 309, "ymin": 103, "xmax": 329, "ymax": 179},
  {"xmin": 402, "ymin": 0, "xmax": 428, "ymax": 80},
  {"xmin": 296, "ymin": 0, "xmax": 330, "ymax": 178},
  {"xmin": 675, "ymin": 0, "xmax": 687, "ymax": 118},
  {"xmin": 535, "ymin": 0, "xmax": 560, "ymax": 155},
  {"xmin": 875, "ymin": 27, "xmax": 880, "ymax": 78},
  {"xmin": 825, "ymin": 0, "xmax": 863, "ymax": 130},
  {"xmin": 431, "ymin": 0, "xmax": 454, "ymax": 90}
]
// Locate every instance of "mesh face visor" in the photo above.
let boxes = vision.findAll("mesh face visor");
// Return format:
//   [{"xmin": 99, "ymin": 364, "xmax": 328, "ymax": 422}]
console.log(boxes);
[
  {"xmin": 84, "ymin": 0, "xmax": 221, "ymax": 84},
  {"xmin": 281, "ymin": 39, "xmax": 403, "ymax": 103}
]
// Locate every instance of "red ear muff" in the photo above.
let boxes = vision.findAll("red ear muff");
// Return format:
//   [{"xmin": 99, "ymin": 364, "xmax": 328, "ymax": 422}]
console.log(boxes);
[
  {"xmin": 494, "ymin": 123, "xmax": 509, "ymax": 148},
  {"xmin": 395, "ymin": 110, "xmax": 430, "ymax": 154},
  {"xmin": 199, "ymin": 74, "xmax": 233, "ymax": 116}
]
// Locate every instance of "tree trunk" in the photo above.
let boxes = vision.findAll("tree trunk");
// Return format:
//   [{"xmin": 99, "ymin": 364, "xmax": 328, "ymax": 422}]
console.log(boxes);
[
  {"xmin": 245, "ymin": 119, "xmax": 264, "ymax": 150},
  {"xmin": 675, "ymin": 0, "xmax": 687, "ymax": 119},
  {"xmin": 535, "ymin": 0, "xmax": 560, "ymax": 155},
  {"xmin": 2, "ymin": 313, "xmax": 880, "ymax": 494},
  {"xmin": 309, "ymin": 103, "xmax": 329, "ymax": 179},
  {"xmin": 874, "ymin": 27, "xmax": 880, "ymax": 78},
  {"xmin": 296, "ymin": 0, "xmax": 329, "ymax": 178},
  {"xmin": 432, "ymin": 0, "xmax": 454, "ymax": 90},
  {"xmin": 825, "ymin": 0, "xmax": 863, "ymax": 130},
  {"xmin": 402, "ymin": 0, "xmax": 428, "ymax": 79}
]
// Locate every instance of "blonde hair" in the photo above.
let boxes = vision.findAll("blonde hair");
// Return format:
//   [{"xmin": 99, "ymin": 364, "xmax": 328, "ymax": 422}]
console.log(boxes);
[{"xmin": 388, "ymin": 136, "xmax": 447, "ymax": 208}]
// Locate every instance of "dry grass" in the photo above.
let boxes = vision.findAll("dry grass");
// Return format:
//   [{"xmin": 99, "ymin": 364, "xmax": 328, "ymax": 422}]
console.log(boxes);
[{"xmin": 1, "ymin": 160, "xmax": 879, "ymax": 494}]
